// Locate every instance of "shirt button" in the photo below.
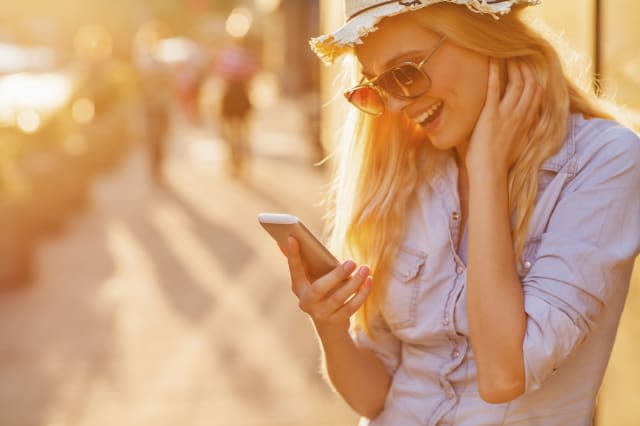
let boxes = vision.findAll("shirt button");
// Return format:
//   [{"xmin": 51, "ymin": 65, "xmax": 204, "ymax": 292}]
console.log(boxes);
[
  {"xmin": 524, "ymin": 261, "xmax": 532, "ymax": 269},
  {"xmin": 451, "ymin": 211, "xmax": 460, "ymax": 221},
  {"xmin": 442, "ymin": 317, "xmax": 449, "ymax": 326},
  {"xmin": 452, "ymin": 350, "xmax": 460, "ymax": 358},
  {"xmin": 456, "ymin": 265, "xmax": 464, "ymax": 274}
]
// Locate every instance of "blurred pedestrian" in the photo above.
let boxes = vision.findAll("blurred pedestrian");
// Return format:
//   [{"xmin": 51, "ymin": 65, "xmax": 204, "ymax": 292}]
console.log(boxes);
[
  {"xmin": 142, "ymin": 75, "xmax": 170, "ymax": 184},
  {"xmin": 277, "ymin": 1, "xmax": 640, "ymax": 425},
  {"xmin": 220, "ymin": 78, "xmax": 252, "ymax": 176},
  {"xmin": 215, "ymin": 41, "xmax": 257, "ymax": 177}
]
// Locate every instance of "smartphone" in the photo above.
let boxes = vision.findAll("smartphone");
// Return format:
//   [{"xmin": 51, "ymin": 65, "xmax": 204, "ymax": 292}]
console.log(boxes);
[{"xmin": 258, "ymin": 213, "xmax": 339, "ymax": 280}]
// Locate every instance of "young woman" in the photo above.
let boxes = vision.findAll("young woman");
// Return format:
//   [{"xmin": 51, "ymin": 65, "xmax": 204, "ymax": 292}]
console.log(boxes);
[{"xmin": 282, "ymin": 1, "xmax": 640, "ymax": 424}]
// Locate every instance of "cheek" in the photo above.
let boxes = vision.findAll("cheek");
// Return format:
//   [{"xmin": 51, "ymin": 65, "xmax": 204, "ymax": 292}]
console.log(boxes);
[
  {"xmin": 432, "ymin": 51, "xmax": 488, "ymax": 111},
  {"xmin": 442, "ymin": 66, "xmax": 488, "ymax": 125},
  {"xmin": 429, "ymin": 65, "xmax": 459, "ymax": 99},
  {"xmin": 439, "ymin": 67, "xmax": 487, "ymax": 145}
]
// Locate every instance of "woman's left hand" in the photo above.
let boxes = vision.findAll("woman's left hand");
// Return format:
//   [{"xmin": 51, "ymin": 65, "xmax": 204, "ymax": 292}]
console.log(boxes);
[{"xmin": 465, "ymin": 58, "xmax": 544, "ymax": 179}]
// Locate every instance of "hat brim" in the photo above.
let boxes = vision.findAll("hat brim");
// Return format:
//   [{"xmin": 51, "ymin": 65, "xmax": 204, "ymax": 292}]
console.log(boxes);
[{"xmin": 310, "ymin": 0, "xmax": 540, "ymax": 65}]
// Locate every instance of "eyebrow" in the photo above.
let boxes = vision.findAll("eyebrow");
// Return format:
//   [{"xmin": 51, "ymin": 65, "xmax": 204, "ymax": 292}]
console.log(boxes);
[{"xmin": 361, "ymin": 49, "xmax": 425, "ymax": 79}]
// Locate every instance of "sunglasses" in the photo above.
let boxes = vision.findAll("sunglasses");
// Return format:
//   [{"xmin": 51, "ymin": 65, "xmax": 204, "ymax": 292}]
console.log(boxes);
[{"xmin": 344, "ymin": 35, "xmax": 446, "ymax": 115}]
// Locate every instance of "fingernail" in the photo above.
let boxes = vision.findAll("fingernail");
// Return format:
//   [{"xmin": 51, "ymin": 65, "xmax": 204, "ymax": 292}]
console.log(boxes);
[
  {"xmin": 358, "ymin": 266, "xmax": 370, "ymax": 277},
  {"xmin": 343, "ymin": 260, "xmax": 356, "ymax": 272},
  {"xmin": 363, "ymin": 276, "xmax": 373, "ymax": 289}
]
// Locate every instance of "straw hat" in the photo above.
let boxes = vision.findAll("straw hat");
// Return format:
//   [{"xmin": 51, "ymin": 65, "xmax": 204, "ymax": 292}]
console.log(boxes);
[{"xmin": 310, "ymin": 0, "xmax": 541, "ymax": 64}]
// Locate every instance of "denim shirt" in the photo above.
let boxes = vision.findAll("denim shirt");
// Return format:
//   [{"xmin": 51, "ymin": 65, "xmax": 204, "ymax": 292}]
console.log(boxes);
[{"xmin": 355, "ymin": 114, "xmax": 640, "ymax": 426}]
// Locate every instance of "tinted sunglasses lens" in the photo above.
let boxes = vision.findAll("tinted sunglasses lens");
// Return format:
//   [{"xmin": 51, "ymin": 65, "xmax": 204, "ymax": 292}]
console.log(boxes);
[
  {"xmin": 345, "ymin": 86, "xmax": 384, "ymax": 115},
  {"xmin": 379, "ymin": 64, "xmax": 430, "ymax": 98}
]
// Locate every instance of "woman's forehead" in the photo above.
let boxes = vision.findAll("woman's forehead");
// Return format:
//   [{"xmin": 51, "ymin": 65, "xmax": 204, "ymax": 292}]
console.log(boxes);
[{"xmin": 354, "ymin": 15, "xmax": 440, "ymax": 75}]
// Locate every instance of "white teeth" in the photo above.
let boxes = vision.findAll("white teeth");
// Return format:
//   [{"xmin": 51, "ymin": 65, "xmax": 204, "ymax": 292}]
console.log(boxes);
[{"xmin": 413, "ymin": 102, "xmax": 443, "ymax": 125}]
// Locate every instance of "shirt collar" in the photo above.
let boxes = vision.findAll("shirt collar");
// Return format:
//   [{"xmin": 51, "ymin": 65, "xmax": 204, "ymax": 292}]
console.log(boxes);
[{"xmin": 539, "ymin": 113, "xmax": 579, "ymax": 174}]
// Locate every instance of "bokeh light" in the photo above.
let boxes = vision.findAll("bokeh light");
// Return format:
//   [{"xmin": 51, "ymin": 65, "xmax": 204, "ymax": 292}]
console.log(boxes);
[
  {"xmin": 74, "ymin": 24, "xmax": 113, "ymax": 61},
  {"xmin": 0, "ymin": 44, "xmax": 57, "ymax": 74},
  {"xmin": 134, "ymin": 20, "xmax": 168, "ymax": 51},
  {"xmin": 0, "ymin": 72, "xmax": 73, "ymax": 115},
  {"xmin": 225, "ymin": 7, "xmax": 253, "ymax": 38},
  {"xmin": 71, "ymin": 97, "xmax": 95, "ymax": 124},
  {"xmin": 152, "ymin": 37, "xmax": 198, "ymax": 64},
  {"xmin": 249, "ymin": 71, "xmax": 279, "ymax": 109},
  {"xmin": 16, "ymin": 109, "xmax": 40, "ymax": 133}
]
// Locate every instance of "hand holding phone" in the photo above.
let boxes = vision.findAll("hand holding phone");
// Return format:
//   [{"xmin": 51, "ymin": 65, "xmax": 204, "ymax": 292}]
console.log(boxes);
[
  {"xmin": 259, "ymin": 212, "xmax": 373, "ymax": 332},
  {"xmin": 258, "ymin": 213, "xmax": 339, "ymax": 280}
]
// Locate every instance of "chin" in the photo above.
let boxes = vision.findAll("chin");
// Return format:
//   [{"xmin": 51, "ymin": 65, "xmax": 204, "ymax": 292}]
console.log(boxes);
[{"xmin": 428, "ymin": 136, "xmax": 456, "ymax": 151}]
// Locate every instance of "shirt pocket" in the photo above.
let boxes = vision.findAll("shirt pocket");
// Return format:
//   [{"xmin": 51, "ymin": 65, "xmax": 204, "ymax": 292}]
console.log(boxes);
[
  {"xmin": 518, "ymin": 236, "xmax": 541, "ymax": 277},
  {"xmin": 381, "ymin": 245, "xmax": 428, "ymax": 330}
]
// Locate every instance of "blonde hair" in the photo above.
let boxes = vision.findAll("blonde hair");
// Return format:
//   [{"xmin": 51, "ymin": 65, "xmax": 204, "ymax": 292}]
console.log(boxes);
[{"xmin": 326, "ymin": 3, "xmax": 618, "ymax": 337}]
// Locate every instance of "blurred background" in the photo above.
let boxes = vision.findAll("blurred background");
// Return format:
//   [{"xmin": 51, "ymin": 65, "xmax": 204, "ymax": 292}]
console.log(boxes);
[{"xmin": 0, "ymin": 0, "xmax": 637, "ymax": 425}]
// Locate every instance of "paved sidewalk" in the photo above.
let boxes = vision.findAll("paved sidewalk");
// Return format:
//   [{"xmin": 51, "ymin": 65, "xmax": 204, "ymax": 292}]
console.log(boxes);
[{"xmin": 0, "ymin": 99, "xmax": 358, "ymax": 426}]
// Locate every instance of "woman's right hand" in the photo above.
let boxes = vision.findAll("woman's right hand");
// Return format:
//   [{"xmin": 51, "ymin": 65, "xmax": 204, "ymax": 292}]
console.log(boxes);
[{"xmin": 285, "ymin": 236, "xmax": 373, "ymax": 334}]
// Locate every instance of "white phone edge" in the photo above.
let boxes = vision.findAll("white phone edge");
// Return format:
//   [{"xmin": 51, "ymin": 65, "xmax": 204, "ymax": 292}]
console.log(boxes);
[
  {"xmin": 257, "ymin": 213, "xmax": 299, "ymax": 225},
  {"xmin": 258, "ymin": 212, "xmax": 339, "ymax": 279}
]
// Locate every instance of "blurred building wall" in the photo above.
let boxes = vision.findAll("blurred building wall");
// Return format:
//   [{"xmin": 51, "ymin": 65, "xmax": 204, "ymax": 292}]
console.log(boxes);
[
  {"xmin": 318, "ymin": 0, "xmax": 350, "ymax": 156},
  {"xmin": 526, "ymin": 0, "xmax": 640, "ymax": 110},
  {"xmin": 525, "ymin": 2, "xmax": 595, "ymax": 61},
  {"xmin": 601, "ymin": 0, "xmax": 640, "ymax": 109},
  {"xmin": 280, "ymin": 0, "xmax": 320, "ymax": 95}
]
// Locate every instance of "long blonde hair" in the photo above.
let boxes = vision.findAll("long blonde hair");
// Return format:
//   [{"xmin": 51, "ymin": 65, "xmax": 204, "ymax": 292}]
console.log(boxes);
[{"xmin": 326, "ymin": 3, "xmax": 616, "ymax": 337}]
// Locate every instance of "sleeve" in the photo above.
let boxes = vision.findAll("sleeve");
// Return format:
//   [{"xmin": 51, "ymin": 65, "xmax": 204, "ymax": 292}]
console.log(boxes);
[
  {"xmin": 350, "ymin": 312, "xmax": 402, "ymax": 376},
  {"xmin": 521, "ymin": 128, "xmax": 640, "ymax": 394}
]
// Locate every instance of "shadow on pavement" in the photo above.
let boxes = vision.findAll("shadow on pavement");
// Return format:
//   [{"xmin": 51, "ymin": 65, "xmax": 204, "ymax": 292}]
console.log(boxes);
[{"xmin": 0, "ymin": 221, "xmax": 118, "ymax": 426}]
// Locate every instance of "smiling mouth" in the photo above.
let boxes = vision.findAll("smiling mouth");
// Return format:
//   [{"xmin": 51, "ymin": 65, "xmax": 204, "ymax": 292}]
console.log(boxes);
[{"xmin": 412, "ymin": 101, "xmax": 443, "ymax": 126}]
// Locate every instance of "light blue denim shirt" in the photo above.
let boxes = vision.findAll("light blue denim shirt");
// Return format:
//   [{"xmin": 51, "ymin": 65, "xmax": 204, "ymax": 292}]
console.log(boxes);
[{"xmin": 355, "ymin": 114, "xmax": 640, "ymax": 426}]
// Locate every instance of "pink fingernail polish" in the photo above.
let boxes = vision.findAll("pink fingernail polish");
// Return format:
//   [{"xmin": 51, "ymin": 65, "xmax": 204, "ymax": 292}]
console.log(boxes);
[
  {"xmin": 343, "ymin": 260, "xmax": 355, "ymax": 272},
  {"xmin": 363, "ymin": 277, "xmax": 373, "ymax": 289}
]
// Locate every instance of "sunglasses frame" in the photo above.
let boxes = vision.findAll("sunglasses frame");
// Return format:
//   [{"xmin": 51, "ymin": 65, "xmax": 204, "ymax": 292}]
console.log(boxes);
[{"xmin": 344, "ymin": 35, "xmax": 447, "ymax": 115}]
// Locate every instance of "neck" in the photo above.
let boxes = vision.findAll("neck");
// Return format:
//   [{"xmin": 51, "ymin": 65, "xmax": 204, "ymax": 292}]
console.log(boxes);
[
  {"xmin": 454, "ymin": 143, "xmax": 470, "ymax": 203},
  {"xmin": 454, "ymin": 142, "xmax": 469, "ymax": 169}
]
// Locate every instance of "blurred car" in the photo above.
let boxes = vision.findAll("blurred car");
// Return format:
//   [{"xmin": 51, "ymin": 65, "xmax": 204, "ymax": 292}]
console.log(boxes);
[
  {"xmin": 0, "ymin": 43, "xmax": 76, "ymax": 287},
  {"xmin": 0, "ymin": 40, "xmax": 130, "ymax": 289}
]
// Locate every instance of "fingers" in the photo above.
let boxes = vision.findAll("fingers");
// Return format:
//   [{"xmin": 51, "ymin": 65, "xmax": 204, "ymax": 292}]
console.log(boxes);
[
  {"xmin": 285, "ymin": 237, "xmax": 372, "ymax": 325},
  {"xmin": 501, "ymin": 59, "xmax": 525, "ymax": 110},
  {"xmin": 307, "ymin": 259, "xmax": 357, "ymax": 303},
  {"xmin": 513, "ymin": 62, "xmax": 544, "ymax": 140},
  {"xmin": 499, "ymin": 60, "xmax": 543, "ymax": 133},
  {"xmin": 485, "ymin": 58, "xmax": 501, "ymax": 107},
  {"xmin": 319, "ymin": 264, "xmax": 370, "ymax": 315},
  {"xmin": 514, "ymin": 62, "xmax": 540, "ymax": 114},
  {"xmin": 303, "ymin": 269, "xmax": 372, "ymax": 323},
  {"xmin": 327, "ymin": 276, "xmax": 373, "ymax": 324}
]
